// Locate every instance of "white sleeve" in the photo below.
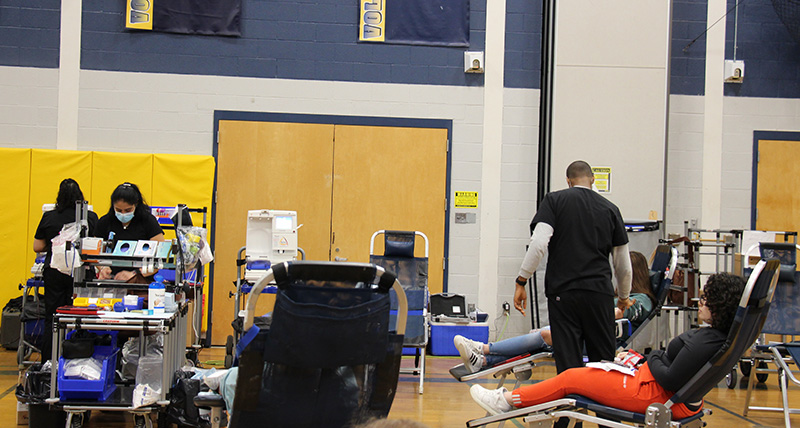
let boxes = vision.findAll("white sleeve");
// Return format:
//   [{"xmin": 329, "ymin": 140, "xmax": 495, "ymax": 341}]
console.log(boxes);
[
  {"xmin": 612, "ymin": 244, "xmax": 633, "ymax": 299},
  {"xmin": 518, "ymin": 222, "xmax": 554, "ymax": 279}
]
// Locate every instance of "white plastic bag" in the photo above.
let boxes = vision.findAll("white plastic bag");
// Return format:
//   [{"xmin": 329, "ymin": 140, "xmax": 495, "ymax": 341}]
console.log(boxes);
[
  {"xmin": 132, "ymin": 354, "xmax": 163, "ymax": 408},
  {"xmin": 63, "ymin": 357, "xmax": 102, "ymax": 380},
  {"xmin": 50, "ymin": 222, "xmax": 82, "ymax": 275}
]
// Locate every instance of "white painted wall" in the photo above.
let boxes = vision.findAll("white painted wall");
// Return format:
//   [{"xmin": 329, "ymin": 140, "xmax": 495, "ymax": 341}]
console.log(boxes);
[
  {"xmin": 550, "ymin": 0, "xmax": 671, "ymax": 221},
  {"xmin": 0, "ymin": 66, "xmax": 59, "ymax": 147},
  {"xmin": 665, "ymin": 94, "xmax": 800, "ymax": 237}
]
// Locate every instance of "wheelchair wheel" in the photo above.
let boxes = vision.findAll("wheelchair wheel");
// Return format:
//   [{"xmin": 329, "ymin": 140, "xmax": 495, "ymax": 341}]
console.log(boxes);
[
  {"xmin": 225, "ymin": 354, "xmax": 234, "ymax": 369},
  {"xmin": 226, "ymin": 335, "xmax": 234, "ymax": 354},
  {"xmin": 756, "ymin": 361, "xmax": 768, "ymax": 383},
  {"xmin": 739, "ymin": 360, "xmax": 752, "ymax": 377},
  {"xmin": 726, "ymin": 368, "xmax": 737, "ymax": 389}
]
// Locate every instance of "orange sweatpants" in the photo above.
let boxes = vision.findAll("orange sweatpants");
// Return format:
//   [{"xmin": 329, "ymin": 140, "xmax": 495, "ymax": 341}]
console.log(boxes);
[{"xmin": 510, "ymin": 363, "xmax": 700, "ymax": 419}]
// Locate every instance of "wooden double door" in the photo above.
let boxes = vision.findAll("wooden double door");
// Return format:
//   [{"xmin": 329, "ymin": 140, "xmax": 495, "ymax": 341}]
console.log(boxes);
[{"xmin": 212, "ymin": 119, "xmax": 448, "ymax": 344}]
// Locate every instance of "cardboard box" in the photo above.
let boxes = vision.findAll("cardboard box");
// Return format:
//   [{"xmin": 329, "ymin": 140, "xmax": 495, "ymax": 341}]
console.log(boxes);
[
  {"xmin": 430, "ymin": 321, "xmax": 489, "ymax": 356},
  {"xmin": 16, "ymin": 401, "xmax": 28, "ymax": 425}
]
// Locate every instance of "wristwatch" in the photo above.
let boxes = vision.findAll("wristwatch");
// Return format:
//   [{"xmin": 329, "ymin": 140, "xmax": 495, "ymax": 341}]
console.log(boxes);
[{"xmin": 515, "ymin": 277, "xmax": 528, "ymax": 286}]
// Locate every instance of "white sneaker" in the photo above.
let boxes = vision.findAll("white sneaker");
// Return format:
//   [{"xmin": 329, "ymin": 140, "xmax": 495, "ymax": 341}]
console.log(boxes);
[
  {"xmin": 470, "ymin": 384, "xmax": 513, "ymax": 415},
  {"xmin": 454, "ymin": 334, "xmax": 485, "ymax": 373}
]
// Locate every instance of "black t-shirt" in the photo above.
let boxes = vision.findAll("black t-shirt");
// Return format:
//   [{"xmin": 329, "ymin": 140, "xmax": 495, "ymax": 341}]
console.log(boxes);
[
  {"xmin": 94, "ymin": 211, "xmax": 164, "ymax": 243},
  {"xmin": 94, "ymin": 211, "xmax": 164, "ymax": 275},
  {"xmin": 531, "ymin": 186, "xmax": 628, "ymax": 296},
  {"xmin": 34, "ymin": 209, "xmax": 99, "ymax": 267},
  {"xmin": 647, "ymin": 327, "xmax": 727, "ymax": 400}
]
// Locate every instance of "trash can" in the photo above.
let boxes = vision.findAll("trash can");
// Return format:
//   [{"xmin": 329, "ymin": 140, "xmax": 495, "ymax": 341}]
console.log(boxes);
[{"xmin": 16, "ymin": 362, "xmax": 66, "ymax": 428}]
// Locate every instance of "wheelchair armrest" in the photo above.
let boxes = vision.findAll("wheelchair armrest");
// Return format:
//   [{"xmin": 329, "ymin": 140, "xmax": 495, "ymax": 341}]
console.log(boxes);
[{"xmin": 194, "ymin": 393, "xmax": 225, "ymax": 408}]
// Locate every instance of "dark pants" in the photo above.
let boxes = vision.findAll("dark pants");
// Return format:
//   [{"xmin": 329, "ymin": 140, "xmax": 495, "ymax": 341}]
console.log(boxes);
[
  {"xmin": 548, "ymin": 289, "xmax": 616, "ymax": 428},
  {"xmin": 548, "ymin": 289, "xmax": 616, "ymax": 373},
  {"xmin": 42, "ymin": 267, "xmax": 75, "ymax": 362}
]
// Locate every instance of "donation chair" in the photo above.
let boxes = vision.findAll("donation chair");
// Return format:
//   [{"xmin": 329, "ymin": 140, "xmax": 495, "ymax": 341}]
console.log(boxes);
[
  {"xmin": 742, "ymin": 242, "xmax": 800, "ymax": 427},
  {"xmin": 196, "ymin": 261, "xmax": 407, "ymax": 428},
  {"xmin": 450, "ymin": 245, "xmax": 678, "ymax": 397},
  {"xmin": 617, "ymin": 244, "xmax": 679, "ymax": 352},
  {"xmin": 466, "ymin": 258, "xmax": 780, "ymax": 428},
  {"xmin": 370, "ymin": 230, "xmax": 430, "ymax": 394}
]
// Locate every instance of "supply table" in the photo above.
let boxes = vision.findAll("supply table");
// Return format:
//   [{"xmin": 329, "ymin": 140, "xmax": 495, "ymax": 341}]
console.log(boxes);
[{"xmin": 47, "ymin": 303, "xmax": 189, "ymax": 427}]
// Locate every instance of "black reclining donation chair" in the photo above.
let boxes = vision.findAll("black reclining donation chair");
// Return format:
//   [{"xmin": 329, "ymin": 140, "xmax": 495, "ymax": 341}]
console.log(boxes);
[
  {"xmin": 450, "ymin": 244, "xmax": 678, "ymax": 397},
  {"xmin": 466, "ymin": 258, "xmax": 780, "ymax": 428},
  {"xmin": 617, "ymin": 244, "xmax": 679, "ymax": 352},
  {"xmin": 741, "ymin": 242, "xmax": 800, "ymax": 428},
  {"xmin": 195, "ymin": 261, "xmax": 408, "ymax": 428},
  {"xmin": 369, "ymin": 230, "xmax": 430, "ymax": 394}
]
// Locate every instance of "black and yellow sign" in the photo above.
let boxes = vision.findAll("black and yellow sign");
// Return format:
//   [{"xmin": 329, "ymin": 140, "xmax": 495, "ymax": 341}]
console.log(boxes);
[
  {"xmin": 592, "ymin": 167, "xmax": 611, "ymax": 193},
  {"xmin": 125, "ymin": 0, "xmax": 242, "ymax": 36},
  {"xmin": 454, "ymin": 191, "xmax": 478, "ymax": 208}
]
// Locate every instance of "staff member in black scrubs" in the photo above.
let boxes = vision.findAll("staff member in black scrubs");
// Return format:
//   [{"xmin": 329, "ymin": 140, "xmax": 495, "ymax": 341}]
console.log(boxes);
[
  {"xmin": 94, "ymin": 182, "xmax": 164, "ymax": 282},
  {"xmin": 33, "ymin": 178, "xmax": 98, "ymax": 361}
]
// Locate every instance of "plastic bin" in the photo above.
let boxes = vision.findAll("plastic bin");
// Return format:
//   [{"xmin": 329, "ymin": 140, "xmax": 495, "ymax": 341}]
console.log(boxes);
[
  {"xmin": 430, "ymin": 321, "xmax": 489, "ymax": 356},
  {"xmin": 58, "ymin": 330, "xmax": 119, "ymax": 401}
]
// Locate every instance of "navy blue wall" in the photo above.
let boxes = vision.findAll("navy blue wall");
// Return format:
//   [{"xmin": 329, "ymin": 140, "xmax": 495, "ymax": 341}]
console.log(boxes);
[
  {"xmin": 81, "ymin": 0, "xmax": 486, "ymax": 87},
  {"xmin": 0, "ymin": 0, "xmax": 60, "ymax": 68},
  {"xmin": 670, "ymin": 0, "xmax": 800, "ymax": 98},
  {"xmin": 504, "ymin": 0, "xmax": 541, "ymax": 89},
  {"xmin": 671, "ymin": 0, "xmax": 708, "ymax": 95},
  {"xmin": 723, "ymin": 0, "xmax": 800, "ymax": 98}
]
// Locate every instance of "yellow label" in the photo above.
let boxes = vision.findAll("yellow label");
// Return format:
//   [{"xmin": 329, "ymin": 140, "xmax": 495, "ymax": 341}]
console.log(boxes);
[
  {"xmin": 592, "ymin": 166, "xmax": 611, "ymax": 193},
  {"xmin": 454, "ymin": 191, "xmax": 478, "ymax": 208},
  {"xmin": 126, "ymin": 0, "xmax": 153, "ymax": 30},
  {"xmin": 360, "ymin": 0, "xmax": 385, "ymax": 42}
]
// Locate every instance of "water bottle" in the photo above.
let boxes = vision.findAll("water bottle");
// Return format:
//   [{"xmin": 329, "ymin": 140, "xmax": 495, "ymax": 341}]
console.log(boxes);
[{"xmin": 148, "ymin": 274, "xmax": 166, "ymax": 314}]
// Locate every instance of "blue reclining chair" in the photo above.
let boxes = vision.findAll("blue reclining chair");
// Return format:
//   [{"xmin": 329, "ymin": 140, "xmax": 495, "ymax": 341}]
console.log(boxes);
[
  {"xmin": 466, "ymin": 258, "xmax": 780, "ymax": 428},
  {"xmin": 370, "ymin": 230, "xmax": 430, "ymax": 394}
]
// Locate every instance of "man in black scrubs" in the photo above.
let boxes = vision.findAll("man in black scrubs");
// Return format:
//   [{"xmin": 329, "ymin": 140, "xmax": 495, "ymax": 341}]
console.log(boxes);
[{"xmin": 513, "ymin": 160, "xmax": 632, "ymax": 374}]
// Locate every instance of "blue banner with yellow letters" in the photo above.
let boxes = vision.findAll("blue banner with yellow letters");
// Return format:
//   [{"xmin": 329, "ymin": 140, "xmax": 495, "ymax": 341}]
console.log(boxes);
[
  {"xmin": 126, "ymin": 0, "xmax": 241, "ymax": 36},
  {"xmin": 360, "ymin": 0, "xmax": 469, "ymax": 47}
]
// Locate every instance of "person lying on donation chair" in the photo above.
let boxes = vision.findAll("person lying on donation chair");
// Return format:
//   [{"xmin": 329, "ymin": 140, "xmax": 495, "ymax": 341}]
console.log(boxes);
[
  {"xmin": 468, "ymin": 272, "xmax": 743, "ymax": 419},
  {"xmin": 455, "ymin": 251, "xmax": 656, "ymax": 373}
]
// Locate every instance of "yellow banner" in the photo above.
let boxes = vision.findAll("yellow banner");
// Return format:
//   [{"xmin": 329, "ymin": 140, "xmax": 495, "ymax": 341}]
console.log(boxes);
[
  {"xmin": 126, "ymin": 0, "xmax": 153, "ymax": 30},
  {"xmin": 359, "ymin": 0, "xmax": 385, "ymax": 42}
]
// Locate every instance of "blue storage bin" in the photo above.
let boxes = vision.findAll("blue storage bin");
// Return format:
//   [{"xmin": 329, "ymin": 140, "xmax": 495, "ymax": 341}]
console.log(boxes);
[
  {"xmin": 58, "ymin": 330, "xmax": 119, "ymax": 401},
  {"xmin": 430, "ymin": 322, "xmax": 489, "ymax": 356}
]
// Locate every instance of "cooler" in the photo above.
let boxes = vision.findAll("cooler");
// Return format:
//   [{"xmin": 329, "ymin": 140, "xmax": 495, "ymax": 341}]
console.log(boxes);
[{"xmin": 430, "ymin": 321, "xmax": 489, "ymax": 356}]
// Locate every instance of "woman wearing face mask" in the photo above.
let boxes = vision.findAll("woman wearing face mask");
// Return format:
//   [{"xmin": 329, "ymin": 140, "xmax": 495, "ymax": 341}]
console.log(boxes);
[{"xmin": 94, "ymin": 182, "xmax": 164, "ymax": 282}]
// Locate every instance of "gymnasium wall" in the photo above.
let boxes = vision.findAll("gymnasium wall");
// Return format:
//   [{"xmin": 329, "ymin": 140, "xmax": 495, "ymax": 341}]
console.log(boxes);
[{"xmin": 0, "ymin": 149, "xmax": 215, "ymax": 313}]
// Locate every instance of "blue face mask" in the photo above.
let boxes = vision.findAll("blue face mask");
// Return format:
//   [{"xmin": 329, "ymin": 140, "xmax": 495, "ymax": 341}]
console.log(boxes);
[{"xmin": 115, "ymin": 211, "xmax": 134, "ymax": 224}]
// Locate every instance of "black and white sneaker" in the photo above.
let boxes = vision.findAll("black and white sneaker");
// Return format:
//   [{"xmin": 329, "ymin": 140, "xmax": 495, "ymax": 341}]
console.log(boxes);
[{"xmin": 454, "ymin": 334, "xmax": 485, "ymax": 373}]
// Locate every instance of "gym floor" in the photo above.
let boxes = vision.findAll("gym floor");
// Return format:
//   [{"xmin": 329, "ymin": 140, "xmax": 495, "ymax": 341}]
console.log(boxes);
[{"xmin": 0, "ymin": 348, "xmax": 796, "ymax": 427}]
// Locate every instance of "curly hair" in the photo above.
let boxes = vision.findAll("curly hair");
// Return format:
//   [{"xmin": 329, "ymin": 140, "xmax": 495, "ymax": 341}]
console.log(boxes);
[{"xmin": 702, "ymin": 272, "xmax": 745, "ymax": 333}]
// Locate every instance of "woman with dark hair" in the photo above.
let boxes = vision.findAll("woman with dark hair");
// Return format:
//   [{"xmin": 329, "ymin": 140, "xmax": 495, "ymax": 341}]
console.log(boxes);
[
  {"xmin": 470, "ymin": 272, "xmax": 745, "ymax": 419},
  {"xmin": 455, "ymin": 251, "xmax": 655, "ymax": 373},
  {"xmin": 94, "ymin": 182, "xmax": 164, "ymax": 282},
  {"xmin": 33, "ymin": 178, "xmax": 98, "ymax": 361},
  {"xmin": 614, "ymin": 251, "xmax": 657, "ymax": 328}
]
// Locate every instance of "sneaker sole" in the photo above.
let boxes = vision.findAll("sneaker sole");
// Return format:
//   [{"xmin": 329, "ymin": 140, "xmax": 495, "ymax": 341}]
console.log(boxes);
[{"xmin": 470, "ymin": 385, "xmax": 500, "ymax": 416}]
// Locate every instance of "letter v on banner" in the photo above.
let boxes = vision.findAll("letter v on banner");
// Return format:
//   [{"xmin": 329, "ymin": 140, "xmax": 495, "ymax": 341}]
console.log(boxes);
[
  {"xmin": 126, "ymin": 0, "xmax": 153, "ymax": 30},
  {"xmin": 359, "ymin": 0, "xmax": 385, "ymax": 42}
]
